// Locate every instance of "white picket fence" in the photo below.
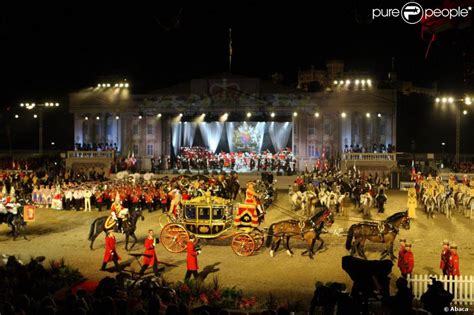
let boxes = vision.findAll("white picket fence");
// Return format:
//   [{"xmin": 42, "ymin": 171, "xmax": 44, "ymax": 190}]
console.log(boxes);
[{"xmin": 407, "ymin": 274, "xmax": 474, "ymax": 305}]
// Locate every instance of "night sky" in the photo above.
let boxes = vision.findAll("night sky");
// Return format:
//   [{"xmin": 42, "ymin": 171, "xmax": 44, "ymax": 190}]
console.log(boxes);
[{"xmin": 1, "ymin": 1, "xmax": 473, "ymax": 154}]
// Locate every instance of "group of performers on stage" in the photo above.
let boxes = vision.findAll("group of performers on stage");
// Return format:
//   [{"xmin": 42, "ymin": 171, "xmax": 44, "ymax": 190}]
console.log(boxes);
[{"xmin": 176, "ymin": 146, "xmax": 297, "ymax": 173}]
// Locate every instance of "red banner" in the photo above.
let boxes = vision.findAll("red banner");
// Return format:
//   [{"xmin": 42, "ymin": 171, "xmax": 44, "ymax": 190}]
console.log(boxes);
[{"xmin": 24, "ymin": 205, "xmax": 36, "ymax": 222}]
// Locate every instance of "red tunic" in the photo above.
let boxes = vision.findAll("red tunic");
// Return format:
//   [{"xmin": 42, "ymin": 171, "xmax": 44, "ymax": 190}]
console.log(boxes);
[
  {"xmin": 103, "ymin": 235, "xmax": 121, "ymax": 262},
  {"xmin": 398, "ymin": 250, "xmax": 414, "ymax": 274},
  {"xmin": 448, "ymin": 253, "xmax": 460, "ymax": 276},
  {"xmin": 186, "ymin": 241, "xmax": 198, "ymax": 271},
  {"xmin": 440, "ymin": 249, "xmax": 450, "ymax": 270},
  {"xmin": 397, "ymin": 246, "xmax": 406, "ymax": 269},
  {"xmin": 142, "ymin": 238, "xmax": 157, "ymax": 265}
]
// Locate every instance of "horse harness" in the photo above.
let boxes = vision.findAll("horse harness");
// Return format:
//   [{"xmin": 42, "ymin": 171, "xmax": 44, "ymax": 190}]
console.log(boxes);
[
  {"xmin": 298, "ymin": 214, "xmax": 325, "ymax": 239},
  {"xmin": 375, "ymin": 221, "xmax": 398, "ymax": 242}
]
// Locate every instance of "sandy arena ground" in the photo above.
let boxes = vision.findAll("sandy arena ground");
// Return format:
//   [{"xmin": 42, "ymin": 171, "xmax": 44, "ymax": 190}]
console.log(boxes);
[{"xmin": 1, "ymin": 190, "xmax": 474, "ymax": 303}]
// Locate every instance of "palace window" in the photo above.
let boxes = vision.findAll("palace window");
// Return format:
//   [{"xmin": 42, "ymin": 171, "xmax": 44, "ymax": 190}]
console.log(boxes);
[
  {"xmin": 308, "ymin": 127, "xmax": 315, "ymax": 136},
  {"xmin": 324, "ymin": 124, "xmax": 331, "ymax": 135},
  {"xmin": 133, "ymin": 124, "xmax": 139, "ymax": 135},
  {"xmin": 146, "ymin": 144, "xmax": 154, "ymax": 156},
  {"xmin": 147, "ymin": 124, "xmax": 153, "ymax": 135},
  {"xmin": 133, "ymin": 144, "xmax": 139, "ymax": 155},
  {"xmin": 308, "ymin": 144, "xmax": 316, "ymax": 157}
]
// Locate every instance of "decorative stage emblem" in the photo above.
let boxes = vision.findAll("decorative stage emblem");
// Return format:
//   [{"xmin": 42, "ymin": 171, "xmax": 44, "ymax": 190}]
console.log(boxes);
[{"xmin": 234, "ymin": 123, "xmax": 258, "ymax": 151}]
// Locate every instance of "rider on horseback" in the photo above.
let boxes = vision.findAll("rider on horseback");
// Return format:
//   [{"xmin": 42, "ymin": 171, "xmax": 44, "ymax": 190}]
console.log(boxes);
[{"xmin": 111, "ymin": 194, "xmax": 127, "ymax": 233}]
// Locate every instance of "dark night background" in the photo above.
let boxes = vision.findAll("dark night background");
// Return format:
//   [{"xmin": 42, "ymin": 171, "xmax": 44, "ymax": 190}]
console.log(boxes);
[{"xmin": 0, "ymin": 1, "xmax": 472, "ymax": 154}]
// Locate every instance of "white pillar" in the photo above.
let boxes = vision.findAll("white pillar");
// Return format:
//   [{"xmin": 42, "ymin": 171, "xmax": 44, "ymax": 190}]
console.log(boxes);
[
  {"xmin": 340, "ymin": 111, "xmax": 351, "ymax": 154},
  {"xmin": 74, "ymin": 114, "xmax": 83, "ymax": 145}
]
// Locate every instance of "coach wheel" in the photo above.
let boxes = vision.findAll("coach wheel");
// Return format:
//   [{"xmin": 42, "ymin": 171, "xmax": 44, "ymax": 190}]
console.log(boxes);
[
  {"xmin": 231, "ymin": 233, "xmax": 255, "ymax": 257},
  {"xmin": 252, "ymin": 229, "xmax": 265, "ymax": 251},
  {"xmin": 160, "ymin": 223, "xmax": 189, "ymax": 253}
]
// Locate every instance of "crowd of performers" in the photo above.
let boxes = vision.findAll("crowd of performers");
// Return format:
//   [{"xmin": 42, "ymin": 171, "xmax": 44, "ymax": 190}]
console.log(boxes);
[
  {"xmin": 0, "ymin": 168, "xmax": 274, "ymax": 232},
  {"xmin": 175, "ymin": 146, "xmax": 297, "ymax": 173},
  {"xmin": 289, "ymin": 167, "xmax": 391, "ymax": 216},
  {"xmin": 413, "ymin": 172, "xmax": 474, "ymax": 218}
]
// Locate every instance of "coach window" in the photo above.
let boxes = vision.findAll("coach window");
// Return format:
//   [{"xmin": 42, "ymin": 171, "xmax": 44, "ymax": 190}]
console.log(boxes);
[
  {"xmin": 199, "ymin": 207, "xmax": 211, "ymax": 220},
  {"xmin": 213, "ymin": 207, "xmax": 224, "ymax": 220},
  {"xmin": 185, "ymin": 205, "xmax": 197, "ymax": 219}
]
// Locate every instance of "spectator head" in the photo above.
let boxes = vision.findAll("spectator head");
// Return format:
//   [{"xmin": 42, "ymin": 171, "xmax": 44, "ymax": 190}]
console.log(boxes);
[{"xmin": 396, "ymin": 277, "xmax": 408, "ymax": 290}]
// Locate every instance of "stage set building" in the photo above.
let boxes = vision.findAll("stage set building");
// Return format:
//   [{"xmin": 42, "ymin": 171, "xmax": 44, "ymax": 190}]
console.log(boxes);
[{"xmin": 69, "ymin": 61, "xmax": 397, "ymax": 171}]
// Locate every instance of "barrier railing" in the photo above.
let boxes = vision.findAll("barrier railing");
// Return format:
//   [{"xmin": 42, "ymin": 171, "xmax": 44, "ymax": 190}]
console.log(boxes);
[
  {"xmin": 67, "ymin": 151, "xmax": 115, "ymax": 159},
  {"xmin": 342, "ymin": 153, "xmax": 397, "ymax": 161},
  {"xmin": 407, "ymin": 274, "xmax": 474, "ymax": 305}
]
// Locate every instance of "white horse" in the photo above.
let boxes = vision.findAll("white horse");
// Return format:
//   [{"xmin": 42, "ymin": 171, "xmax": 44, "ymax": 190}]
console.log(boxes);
[
  {"xmin": 289, "ymin": 190, "xmax": 304, "ymax": 212},
  {"xmin": 360, "ymin": 192, "xmax": 373, "ymax": 218},
  {"xmin": 302, "ymin": 190, "xmax": 319, "ymax": 216},
  {"xmin": 425, "ymin": 196, "xmax": 436, "ymax": 219},
  {"xmin": 337, "ymin": 192, "xmax": 351, "ymax": 216},
  {"xmin": 462, "ymin": 195, "xmax": 474, "ymax": 218},
  {"xmin": 442, "ymin": 195, "xmax": 456, "ymax": 219}
]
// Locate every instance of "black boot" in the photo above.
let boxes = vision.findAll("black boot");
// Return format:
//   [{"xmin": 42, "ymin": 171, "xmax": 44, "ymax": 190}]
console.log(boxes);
[{"xmin": 139, "ymin": 264, "xmax": 148, "ymax": 275}]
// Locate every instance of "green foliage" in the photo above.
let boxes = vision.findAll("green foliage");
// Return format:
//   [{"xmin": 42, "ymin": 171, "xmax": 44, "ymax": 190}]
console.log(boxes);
[
  {"xmin": 173, "ymin": 276, "xmax": 253, "ymax": 310},
  {"xmin": 47, "ymin": 258, "xmax": 85, "ymax": 292}
]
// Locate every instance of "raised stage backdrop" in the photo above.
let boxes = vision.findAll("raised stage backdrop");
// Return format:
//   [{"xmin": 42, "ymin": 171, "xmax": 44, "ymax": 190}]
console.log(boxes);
[{"xmin": 171, "ymin": 121, "xmax": 292, "ymax": 155}]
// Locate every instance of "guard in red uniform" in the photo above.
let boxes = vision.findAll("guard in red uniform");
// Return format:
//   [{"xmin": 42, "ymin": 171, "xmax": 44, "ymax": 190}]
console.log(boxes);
[
  {"xmin": 440, "ymin": 240, "xmax": 451, "ymax": 276},
  {"xmin": 185, "ymin": 234, "xmax": 200, "ymax": 281},
  {"xmin": 398, "ymin": 243, "xmax": 414, "ymax": 278},
  {"xmin": 448, "ymin": 244, "xmax": 460, "ymax": 276},
  {"xmin": 140, "ymin": 229, "xmax": 160, "ymax": 276},
  {"xmin": 101, "ymin": 230, "xmax": 121, "ymax": 271}
]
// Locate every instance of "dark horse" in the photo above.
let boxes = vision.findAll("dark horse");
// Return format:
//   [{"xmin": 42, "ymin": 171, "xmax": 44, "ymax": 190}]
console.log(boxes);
[
  {"xmin": 345, "ymin": 211, "xmax": 410, "ymax": 260},
  {"xmin": 265, "ymin": 208, "xmax": 334, "ymax": 259},
  {"xmin": 0, "ymin": 208, "xmax": 27, "ymax": 241},
  {"xmin": 88, "ymin": 210, "xmax": 144, "ymax": 250}
]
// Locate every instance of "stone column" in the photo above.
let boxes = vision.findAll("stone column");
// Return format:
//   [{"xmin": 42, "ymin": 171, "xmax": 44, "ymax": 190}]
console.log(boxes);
[
  {"xmin": 340, "ymin": 111, "xmax": 351, "ymax": 155},
  {"xmin": 74, "ymin": 114, "xmax": 84, "ymax": 145}
]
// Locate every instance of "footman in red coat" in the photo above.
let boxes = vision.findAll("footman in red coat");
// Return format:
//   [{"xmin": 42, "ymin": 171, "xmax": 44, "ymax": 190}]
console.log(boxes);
[
  {"xmin": 398, "ymin": 243, "xmax": 414, "ymax": 278},
  {"xmin": 140, "ymin": 229, "xmax": 160, "ymax": 276},
  {"xmin": 448, "ymin": 244, "xmax": 460, "ymax": 276},
  {"xmin": 185, "ymin": 234, "xmax": 200, "ymax": 281},
  {"xmin": 101, "ymin": 230, "xmax": 121, "ymax": 271},
  {"xmin": 440, "ymin": 240, "xmax": 451, "ymax": 276}
]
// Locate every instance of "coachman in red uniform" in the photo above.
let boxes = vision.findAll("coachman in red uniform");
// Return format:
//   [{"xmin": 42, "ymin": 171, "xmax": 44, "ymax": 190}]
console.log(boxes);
[
  {"xmin": 101, "ymin": 230, "xmax": 121, "ymax": 271},
  {"xmin": 185, "ymin": 234, "xmax": 200, "ymax": 281},
  {"xmin": 398, "ymin": 243, "xmax": 414, "ymax": 278},
  {"xmin": 397, "ymin": 238, "xmax": 406, "ymax": 263},
  {"xmin": 448, "ymin": 244, "xmax": 460, "ymax": 276},
  {"xmin": 140, "ymin": 229, "xmax": 160, "ymax": 276},
  {"xmin": 440, "ymin": 240, "xmax": 451, "ymax": 276}
]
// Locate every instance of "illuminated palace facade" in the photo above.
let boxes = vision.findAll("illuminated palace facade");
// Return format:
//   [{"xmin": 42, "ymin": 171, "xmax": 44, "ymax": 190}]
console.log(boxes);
[{"xmin": 69, "ymin": 61, "xmax": 397, "ymax": 169}]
